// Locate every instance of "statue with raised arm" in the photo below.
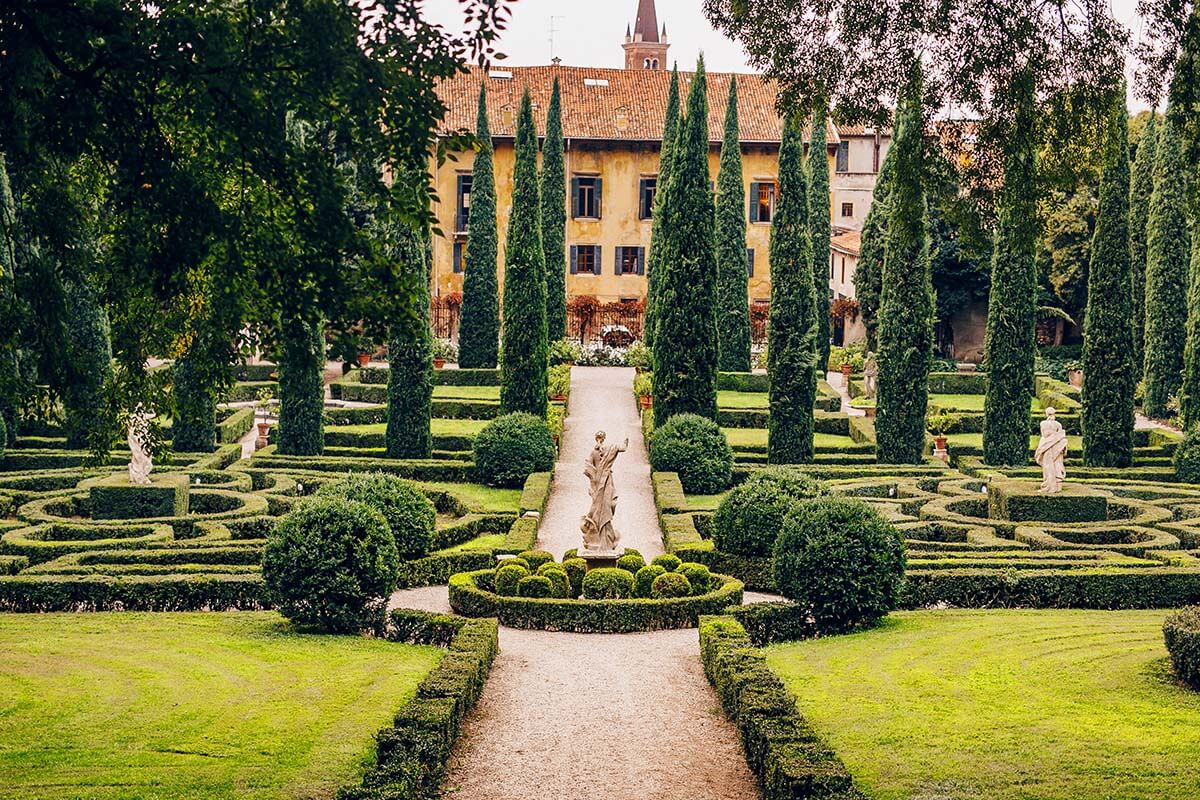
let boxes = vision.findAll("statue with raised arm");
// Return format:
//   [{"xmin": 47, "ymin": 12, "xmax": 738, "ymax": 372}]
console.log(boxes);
[
  {"xmin": 127, "ymin": 408, "xmax": 153, "ymax": 485},
  {"xmin": 581, "ymin": 430, "xmax": 628, "ymax": 551},
  {"xmin": 1034, "ymin": 407, "xmax": 1068, "ymax": 494},
  {"xmin": 863, "ymin": 352, "xmax": 878, "ymax": 398}
]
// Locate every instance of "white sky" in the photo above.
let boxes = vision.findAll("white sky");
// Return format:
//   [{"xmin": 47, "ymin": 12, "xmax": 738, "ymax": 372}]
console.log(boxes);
[{"xmin": 425, "ymin": 0, "xmax": 1152, "ymax": 109}]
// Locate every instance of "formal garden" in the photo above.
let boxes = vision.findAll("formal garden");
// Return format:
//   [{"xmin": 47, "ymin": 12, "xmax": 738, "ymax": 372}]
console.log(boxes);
[{"xmin": 3, "ymin": 2, "xmax": 1200, "ymax": 800}]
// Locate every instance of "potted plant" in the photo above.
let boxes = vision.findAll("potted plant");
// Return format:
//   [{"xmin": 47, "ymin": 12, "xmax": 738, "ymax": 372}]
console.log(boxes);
[
  {"xmin": 548, "ymin": 364, "xmax": 571, "ymax": 403},
  {"xmin": 634, "ymin": 372, "xmax": 653, "ymax": 410},
  {"xmin": 357, "ymin": 351, "xmax": 371, "ymax": 367},
  {"xmin": 431, "ymin": 337, "xmax": 458, "ymax": 369},
  {"xmin": 926, "ymin": 411, "xmax": 961, "ymax": 462},
  {"xmin": 549, "ymin": 338, "xmax": 582, "ymax": 366},
  {"xmin": 849, "ymin": 396, "xmax": 876, "ymax": 418},
  {"xmin": 254, "ymin": 387, "xmax": 274, "ymax": 450}
]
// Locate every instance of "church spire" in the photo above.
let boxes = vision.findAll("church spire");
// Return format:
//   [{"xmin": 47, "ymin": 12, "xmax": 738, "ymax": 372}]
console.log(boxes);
[
  {"xmin": 633, "ymin": 0, "xmax": 660, "ymax": 42},
  {"xmin": 623, "ymin": 0, "xmax": 669, "ymax": 69}
]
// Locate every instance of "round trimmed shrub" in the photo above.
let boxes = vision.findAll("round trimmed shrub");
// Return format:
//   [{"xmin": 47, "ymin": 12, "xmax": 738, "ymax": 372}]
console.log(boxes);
[
  {"xmin": 648, "ymin": 414, "xmax": 734, "ymax": 494},
  {"xmin": 616, "ymin": 552, "xmax": 646, "ymax": 574},
  {"xmin": 518, "ymin": 549, "xmax": 555, "ymax": 572},
  {"xmin": 1165, "ymin": 606, "xmax": 1200, "ymax": 689},
  {"xmin": 504, "ymin": 557, "xmax": 531, "ymax": 572},
  {"xmin": 773, "ymin": 496, "xmax": 906, "ymax": 634},
  {"xmin": 316, "ymin": 472, "xmax": 436, "ymax": 559},
  {"xmin": 651, "ymin": 571, "xmax": 692, "ymax": 599},
  {"xmin": 1175, "ymin": 432, "xmax": 1200, "ymax": 484},
  {"xmin": 714, "ymin": 468, "xmax": 828, "ymax": 557},
  {"xmin": 651, "ymin": 553, "xmax": 682, "ymax": 572},
  {"xmin": 262, "ymin": 498, "xmax": 399, "ymax": 634},
  {"xmin": 676, "ymin": 562, "xmax": 711, "ymax": 595},
  {"xmin": 622, "ymin": 548, "xmax": 644, "ymax": 559},
  {"xmin": 473, "ymin": 412, "xmax": 556, "ymax": 488},
  {"xmin": 562, "ymin": 558, "xmax": 587, "ymax": 597},
  {"xmin": 634, "ymin": 564, "xmax": 667, "ymax": 598},
  {"xmin": 581, "ymin": 567, "xmax": 635, "ymax": 600},
  {"xmin": 495, "ymin": 563, "xmax": 530, "ymax": 597},
  {"xmin": 537, "ymin": 563, "xmax": 571, "ymax": 598},
  {"xmin": 518, "ymin": 574, "xmax": 554, "ymax": 598}
]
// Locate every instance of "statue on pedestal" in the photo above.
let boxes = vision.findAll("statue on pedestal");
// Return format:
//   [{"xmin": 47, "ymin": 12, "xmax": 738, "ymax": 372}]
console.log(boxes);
[
  {"xmin": 863, "ymin": 353, "xmax": 878, "ymax": 398},
  {"xmin": 127, "ymin": 409, "xmax": 153, "ymax": 485},
  {"xmin": 581, "ymin": 430, "xmax": 628, "ymax": 552},
  {"xmin": 1034, "ymin": 407, "xmax": 1067, "ymax": 494}
]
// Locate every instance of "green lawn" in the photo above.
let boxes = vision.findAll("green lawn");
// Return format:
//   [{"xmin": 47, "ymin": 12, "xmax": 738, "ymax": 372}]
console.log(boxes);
[
  {"xmin": 765, "ymin": 610, "xmax": 1200, "ymax": 800},
  {"xmin": 432, "ymin": 385, "xmax": 500, "ymax": 400},
  {"xmin": 930, "ymin": 393, "xmax": 1040, "ymax": 412},
  {"xmin": 723, "ymin": 427, "xmax": 860, "ymax": 451},
  {"xmin": 434, "ymin": 532, "xmax": 507, "ymax": 554},
  {"xmin": 419, "ymin": 481, "xmax": 521, "ymax": 513},
  {"xmin": 0, "ymin": 613, "xmax": 441, "ymax": 800},
  {"xmin": 717, "ymin": 390, "xmax": 769, "ymax": 409},
  {"xmin": 944, "ymin": 432, "xmax": 1084, "ymax": 453}
]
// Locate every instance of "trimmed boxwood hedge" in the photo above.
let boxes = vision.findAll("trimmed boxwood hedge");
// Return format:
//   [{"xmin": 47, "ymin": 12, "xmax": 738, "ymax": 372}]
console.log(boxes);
[
  {"xmin": 649, "ymin": 414, "xmax": 733, "ymax": 494},
  {"xmin": 448, "ymin": 568, "xmax": 744, "ymax": 632},
  {"xmin": 901, "ymin": 568, "xmax": 1200, "ymax": 609},
  {"xmin": 0, "ymin": 573, "xmax": 266, "ymax": 612},
  {"xmin": 1164, "ymin": 606, "xmax": 1200, "ymax": 690},
  {"xmin": 473, "ymin": 413, "xmax": 556, "ymax": 488}
]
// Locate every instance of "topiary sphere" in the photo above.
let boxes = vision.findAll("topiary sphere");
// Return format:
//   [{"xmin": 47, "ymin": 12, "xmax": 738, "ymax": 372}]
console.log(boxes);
[
  {"xmin": 651, "ymin": 571, "xmax": 692, "ymax": 599},
  {"xmin": 473, "ymin": 413, "xmax": 557, "ymax": 488},
  {"xmin": 651, "ymin": 553, "xmax": 682, "ymax": 572},
  {"xmin": 1175, "ymin": 432, "xmax": 1200, "ymax": 484},
  {"xmin": 616, "ymin": 552, "xmax": 646, "ymax": 574},
  {"xmin": 634, "ymin": 564, "xmax": 667, "ymax": 598},
  {"xmin": 622, "ymin": 548, "xmax": 644, "ymax": 560},
  {"xmin": 561, "ymin": 558, "xmax": 587, "ymax": 597},
  {"xmin": 581, "ymin": 567, "xmax": 635, "ymax": 599},
  {"xmin": 495, "ymin": 563, "xmax": 530, "ymax": 597},
  {"xmin": 262, "ymin": 498, "xmax": 399, "ymax": 634},
  {"xmin": 648, "ymin": 414, "xmax": 734, "ymax": 494},
  {"xmin": 773, "ymin": 496, "xmax": 906, "ymax": 634},
  {"xmin": 518, "ymin": 549, "xmax": 555, "ymax": 572},
  {"xmin": 316, "ymin": 472, "xmax": 436, "ymax": 559},
  {"xmin": 537, "ymin": 564, "xmax": 572, "ymax": 598},
  {"xmin": 518, "ymin": 574, "xmax": 555, "ymax": 598},
  {"xmin": 713, "ymin": 468, "xmax": 829, "ymax": 557},
  {"xmin": 675, "ymin": 562, "xmax": 712, "ymax": 595},
  {"xmin": 504, "ymin": 557, "xmax": 532, "ymax": 572}
]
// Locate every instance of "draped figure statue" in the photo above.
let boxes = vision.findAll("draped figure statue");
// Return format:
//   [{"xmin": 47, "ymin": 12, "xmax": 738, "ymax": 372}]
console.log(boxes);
[
  {"xmin": 1034, "ymin": 407, "xmax": 1068, "ymax": 494},
  {"xmin": 581, "ymin": 431, "xmax": 628, "ymax": 551},
  {"xmin": 127, "ymin": 409, "xmax": 153, "ymax": 485}
]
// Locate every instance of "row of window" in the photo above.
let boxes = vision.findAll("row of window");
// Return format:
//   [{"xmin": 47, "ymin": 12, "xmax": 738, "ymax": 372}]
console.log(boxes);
[
  {"xmin": 454, "ymin": 173, "xmax": 855, "ymax": 231},
  {"xmin": 453, "ymin": 243, "xmax": 761, "ymax": 277}
]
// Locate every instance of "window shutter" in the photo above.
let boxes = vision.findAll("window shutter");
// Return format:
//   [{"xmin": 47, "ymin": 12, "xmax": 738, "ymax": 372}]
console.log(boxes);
[
  {"xmin": 571, "ymin": 178, "xmax": 580, "ymax": 217},
  {"xmin": 614, "ymin": 246, "xmax": 622, "ymax": 275},
  {"xmin": 748, "ymin": 182, "xmax": 760, "ymax": 222},
  {"xmin": 746, "ymin": 248, "xmax": 754, "ymax": 277},
  {"xmin": 595, "ymin": 245, "xmax": 602, "ymax": 275},
  {"xmin": 637, "ymin": 247, "xmax": 646, "ymax": 275},
  {"xmin": 570, "ymin": 245, "xmax": 578, "ymax": 274},
  {"xmin": 594, "ymin": 178, "xmax": 603, "ymax": 218}
]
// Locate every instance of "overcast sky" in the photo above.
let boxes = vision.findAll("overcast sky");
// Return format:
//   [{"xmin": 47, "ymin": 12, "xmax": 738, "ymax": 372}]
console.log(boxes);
[{"xmin": 426, "ymin": 0, "xmax": 1152, "ymax": 109}]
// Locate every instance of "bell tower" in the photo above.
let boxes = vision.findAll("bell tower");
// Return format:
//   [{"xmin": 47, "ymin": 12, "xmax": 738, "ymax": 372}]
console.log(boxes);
[{"xmin": 622, "ymin": 0, "xmax": 669, "ymax": 70}]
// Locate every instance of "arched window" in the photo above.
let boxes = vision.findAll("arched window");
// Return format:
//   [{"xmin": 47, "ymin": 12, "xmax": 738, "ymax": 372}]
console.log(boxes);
[
  {"xmin": 651, "ymin": 58, "xmax": 659, "ymax": 69},
  {"xmin": 644, "ymin": 58, "xmax": 651, "ymax": 69}
]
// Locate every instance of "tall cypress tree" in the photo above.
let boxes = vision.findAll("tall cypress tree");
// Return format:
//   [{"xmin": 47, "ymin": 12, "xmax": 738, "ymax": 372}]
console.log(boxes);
[
  {"xmin": 645, "ymin": 65, "xmax": 681, "ymax": 350},
  {"xmin": 276, "ymin": 313, "xmax": 325, "ymax": 456},
  {"xmin": 1182, "ymin": 233, "xmax": 1200, "ymax": 430},
  {"xmin": 499, "ymin": 90, "xmax": 548, "ymax": 417},
  {"xmin": 458, "ymin": 86, "xmax": 499, "ymax": 369},
  {"xmin": 1129, "ymin": 112, "xmax": 1157, "ymax": 375},
  {"xmin": 172, "ymin": 349, "xmax": 217, "ymax": 452},
  {"xmin": 386, "ymin": 220, "xmax": 433, "ymax": 458},
  {"xmin": 541, "ymin": 77, "xmax": 567, "ymax": 343},
  {"xmin": 652, "ymin": 58, "xmax": 718, "ymax": 424},
  {"xmin": 853, "ymin": 145, "xmax": 897, "ymax": 350},
  {"xmin": 875, "ymin": 66, "xmax": 933, "ymax": 465},
  {"xmin": 767, "ymin": 115, "xmax": 817, "ymax": 463},
  {"xmin": 1082, "ymin": 92, "xmax": 1136, "ymax": 467},
  {"xmin": 0, "ymin": 153, "xmax": 22, "ymax": 448},
  {"xmin": 808, "ymin": 105, "xmax": 832, "ymax": 373},
  {"xmin": 982, "ymin": 70, "xmax": 1038, "ymax": 466},
  {"xmin": 62, "ymin": 274, "xmax": 114, "ymax": 451},
  {"xmin": 715, "ymin": 77, "xmax": 751, "ymax": 372},
  {"xmin": 1142, "ymin": 115, "xmax": 1192, "ymax": 418}
]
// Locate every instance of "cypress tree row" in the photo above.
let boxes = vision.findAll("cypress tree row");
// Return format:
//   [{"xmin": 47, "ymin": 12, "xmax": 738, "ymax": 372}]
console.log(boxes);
[
  {"xmin": 62, "ymin": 275, "xmax": 114, "ymax": 451},
  {"xmin": 458, "ymin": 86, "xmax": 499, "ymax": 369},
  {"xmin": 715, "ymin": 77, "xmax": 751, "ymax": 372},
  {"xmin": 275, "ymin": 314, "xmax": 325, "ymax": 455},
  {"xmin": 1141, "ymin": 116, "xmax": 1192, "ymax": 418},
  {"xmin": 1081, "ymin": 93, "xmax": 1136, "ymax": 467},
  {"xmin": 386, "ymin": 221, "xmax": 433, "ymax": 458},
  {"xmin": 852, "ymin": 145, "xmax": 896, "ymax": 350},
  {"xmin": 875, "ymin": 67, "xmax": 933, "ymax": 465},
  {"xmin": 541, "ymin": 77, "xmax": 567, "ymax": 343},
  {"xmin": 652, "ymin": 58, "xmax": 719, "ymax": 424},
  {"xmin": 1129, "ymin": 112, "xmax": 1157, "ymax": 374},
  {"xmin": 1182, "ymin": 233, "xmax": 1200, "ymax": 430},
  {"xmin": 808, "ymin": 105, "xmax": 832, "ymax": 373},
  {"xmin": 645, "ymin": 65, "xmax": 681, "ymax": 350},
  {"xmin": 767, "ymin": 115, "xmax": 817, "ymax": 463},
  {"xmin": 499, "ymin": 90, "xmax": 548, "ymax": 417},
  {"xmin": 172, "ymin": 350, "xmax": 217, "ymax": 452},
  {"xmin": 0, "ymin": 153, "xmax": 22, "ymax": 449},
  {"xmin": 982, "ymin": 70, "xmax": 1038, "ymax": 466}
]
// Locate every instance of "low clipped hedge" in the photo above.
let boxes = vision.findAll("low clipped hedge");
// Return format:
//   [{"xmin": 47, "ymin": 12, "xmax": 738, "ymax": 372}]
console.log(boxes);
[
  {"xmin": 1176, "ymin": 432, "xmax": 1200, "ymax": 483},
  {"xmin": 0, "ymin": 573, "xmax": 266, "ymax": 612},
  {"xmin": 1164, "ymin": 606, "xmax": 1200, "ymax": 690},
  {"xmin": 338, "ymin": 609, "xmax": 498, "ymax": 800},
  {"xmin": 448, "ymin": 568, "xmax": 744, "ymax": 632},
  {"xmin": 902, "ymin": 568, "xmax": 1200, "ymax": 609},
  {"xmin": 699, "ymin": 615, "xmax": 866, "ymax": 800}
]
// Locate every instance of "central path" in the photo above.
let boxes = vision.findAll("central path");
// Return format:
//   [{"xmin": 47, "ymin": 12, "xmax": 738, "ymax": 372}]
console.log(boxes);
[{"xmin": 409, "ymin": 366, "xmax": 760, "ymax": 800}]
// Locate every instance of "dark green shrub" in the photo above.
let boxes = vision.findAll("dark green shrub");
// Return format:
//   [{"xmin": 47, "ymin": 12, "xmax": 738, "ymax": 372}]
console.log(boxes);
[
  {"xmin": 652, "ymin": 553, "xmax": 682, "ymax": 572},
  {"xmin": 623, "ymin": 547, "xmax": 644, "ymax": 559},
  {"xmin": 317, "ymin": 472, "xmax": 436, "ymax": 559},
  {"xmin": 715, "ymin": 77, "xmax": 751, "ymax": 372},
  {"xmin": 581, "ymin": 567, "xmax": 635, "ymax": 600},
  {"xmin": 616, "ymin": 552, "xmax": 646, "ymax": 574},
  {"xmin": 1164, "ymin": 606, "xmax": 1200, "ymax": 689},
  {"xmin": 676, "ymin": 562, "xmax": 711, "ymax": 595},
  {"xmin": 536, "ymin": 564, "xmax": 571, "ymax": 598},
  {"xmin": 61, "ymin": 276, "xmax": 114, "ymax": 450},
  {"xmin": 494, "ymin": 563, "xmax": 529, "ymax": 597},
  {"xmin": 645, "ymin": 67, "xmax": 681, "ymax": 349},
  {"xmin": 386, "ymin": 220, "xmax": 433, "ymax": 459},
  {"xmin": 649, "ymin": 414, "xmax": 733, "ymax": 494},
  {"xmin": 504, "ymin": 557, "xmax": 531, "ymax": 572},
  {"xmin": 635, "ymin": 564, "xmax": 667, "ymax": 598},
  {"xmin": 773, "ymin": 496, "xmax": 906, "ymax": 634},
  {"xmin": 713, "ymin": 468, "xmax": 827, "ymax": 557},
  {"xmin": 562, "ymin": 558, "xmax": 587, "ymax": 597},
  {"xmin": 1175, "ymin": 432, "xmax": 1200, "ymax": 483},
  {"xmin": 459, "ymin": 86, "xmax": 500, "ymax": 369},
  {"xmin": 652, "ymin": 571, "xmax": 692, "ymax": 599},
  {"xmin": 541, "ymin": 78, "xmax": 567, "ymax": 342},
  {"xmin": 473, "ymin": 413, "xmax": 556, "ymax": 488},
  {"xmin": 517, "ymin": 549, "xmax": 554, "ymax": 572},
  {"xmin": 517, "ymin": 575, "xmax": 554, "ymax": 598},
  {"xmin": 262, "ymin": 499, "xmax": 399, "ymax": 633},
  {"xmin": 172, "ymin": 351, "xmax": 217, "ymax": 453},
  {"xmin": 276, "ymin": 315, "xmax": 325, "ymax": 456}
]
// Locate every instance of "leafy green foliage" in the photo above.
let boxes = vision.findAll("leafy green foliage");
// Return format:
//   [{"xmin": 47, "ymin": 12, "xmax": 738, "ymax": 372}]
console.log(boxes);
[
  {"xmin": 1129, "ymin": 112, "xmax": 1158, "ymax": 373},
  {"xmin": 581, "ymin": 567, "xmax": 635, "ymax": 600},
  {"xmin": 1183, "ymin": 233, "xmax": 1200, "ymax": 430},
  {"xmin": 316, "ymin": 472, "xmax": 436, "ymax": 560},
  {"xmin": 386, "ymin": 222, "xmax": 433, "ymax": 458},
  {"xmin": 617, "ymin": 552, "xmax": 647, "ymax": 574},
  {"xmin": 652, "ymin": 553, "xmax": 682, "ymax": 572},
  {"xmin": 171, "ymin": 350, "xmax": 217, "ymax": 453},
  {"xmin": 772, "ymin": 496, "xmax": 906, "ymax": 634},
  {"xmin": 853, "ymin": 146, "xmax": 895, "ymax": 349},
  {"xmin": 499, "ymin": 91, "xmax": 548, "ymax": 417},
  {"xmin": 459, "ymin": 86, "xmax": 500, "ymax": 370},
  {"xmin": 1175, "ymin": 432, "xmax": 1200, "ymax": 483},
  {"xmin": 276, "ymin": 315, "xmax": 324, "ymax": 456},
  {"xmin": 713, "ymin": 467, "xmax": 827, "ymax": 557},
  {"xmin": 645, "ymin": 66, "xmax": 681, "ymax": 350},
  {"xmin": 808, "ymin": 105, "xmax": 832, "ymax": 372},
  {"xmin": 517, "ymin": 549, "xmax": 554, "ymax": 572},
  {"xmin": 648, "ymin": 413, "xmax": 733, "ymax": 494},
  {"xmin": 494, "ymin": 562, "xmax": 529, "ymax": 597},
  {"xmin": 1165, "ymin": 605, "xmax": 1200, "ymax": 689},
  {"xmin": 541, "ymin": 78, "xmax": 567, "ymax": 343},
  {"xmin": 472, "ymin": 412, "xmax": 556, "ymax": 488},
  {"xmin": 715, "ymin": 78, "xmax": 751, "ymax": 372},
  {"xmin": 651, "ymin": 571, "xmax": 691, "ymax": 599},
  {"xmin": 676, "ymin": 562, "xmax": 711, "ymax": 595},
  {"xmin": 263, "ymin": 499, "xmax": 399, "ymax": 634},
  {"xmin": 61, "ymin": 276, "xmax": 114, "ymax": 451},
  {"xmin": 634, "ymin": 564, "xmax": 667, "ymax": 598},
  {"xmin": 517, "ymin": 574, "xmax": 553, "ymax": 598},
  {"xmin": 767, "ymin": 115, "xmax": 817, "ymax": 463}
]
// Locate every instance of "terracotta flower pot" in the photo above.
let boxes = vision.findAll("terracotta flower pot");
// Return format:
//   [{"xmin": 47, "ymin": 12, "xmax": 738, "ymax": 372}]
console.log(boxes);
[
  {"xmin": 357, "ymin": 353, "xmax": 370, "ymax": 367},
  {"xmin": 433, "ymin": 358, "xmax": 446, "ymax": 369},
  {"xmin": 550, "ymin": 394, "xmax": 567, "ymax": 403},
  {"xmin": 841, "ymin": 363, "xmax": 853, "ymax": 386},
  {"xmin": 639, "ymin": 395, "xmax": 652, "ymax": 410},
  {"xmin": 934, "ymin": 434, "xmax": 948, "ymax": 450},
  {"xmin": 255, "ymin": 422, "xmax": 271, "ymax": 450}
]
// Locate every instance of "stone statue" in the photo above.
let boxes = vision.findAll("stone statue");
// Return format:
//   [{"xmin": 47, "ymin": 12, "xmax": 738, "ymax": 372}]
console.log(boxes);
[
  {"xmin": 581, "ymin": 430, "xmax": 628, "ymax": 552},
  {"xmin": 863, "ymin": 353, "xmax": 878, "ymax": 398},
  {"xmin": 127, "ymin": 409, "xmax": 153, "ymax": 485},
  {"xmin": 1034, "ymin": 407, "xmax": 1068, "ymax": 494}
]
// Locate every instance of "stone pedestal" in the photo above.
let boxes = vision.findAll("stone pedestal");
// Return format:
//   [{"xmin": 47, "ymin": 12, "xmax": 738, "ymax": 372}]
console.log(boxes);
[
  {"xmin": 90, "ymin": 472, "xmax": 190, "ymax": 520},
  {"xmin": 577, "ymin": 549, "xmax": 622, "ymax": 570}
]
